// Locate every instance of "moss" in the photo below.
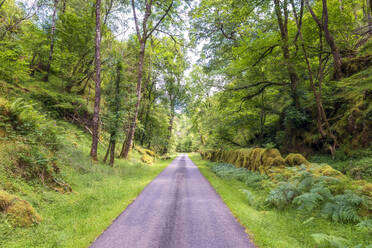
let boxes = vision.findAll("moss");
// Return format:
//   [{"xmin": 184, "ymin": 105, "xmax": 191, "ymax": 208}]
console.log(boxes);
[
  {"xmin": 285, "ymin": 153, "xmax": 310, "ymax": 167},
  {"xmin": 141, "ymin": 154, "xmax": 154, "ymax": 165},
  {"xmin": 248, "ymin": 148, "xmax": 263, "ymax": 171},
  {"xmin": 262, "ymin": 149, "xmax": 283, "ymax": 169},
  {"xmin": 134, "ymin": 145, "xmax": 145, "ymax": 155},
  {"xmin": 6, "ymin": 199, "xmax": 42, "ymax": 227},
  {"xmin": 144, "ymin": 149, "xmax": 156, "ymax": 157},
  {"xmin": 360, "ymin": 182, "xmax": 372, "ymax": 197},
  {"xmin": 0, "ymin": 190, "xmax": 42, "ymax": 227},
  {"xmin": 310, "ymin": 164, "xmax": 347, "ymax": 180},
  {"xmin": 0, "ymin": 190, "xmax": 15, "ymax": 212}
]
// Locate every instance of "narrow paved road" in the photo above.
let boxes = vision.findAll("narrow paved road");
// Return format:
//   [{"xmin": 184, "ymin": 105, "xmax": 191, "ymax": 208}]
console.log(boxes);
[{"xmin": 90, "ymin": 154, "xmax": 255, "ymax": 248}]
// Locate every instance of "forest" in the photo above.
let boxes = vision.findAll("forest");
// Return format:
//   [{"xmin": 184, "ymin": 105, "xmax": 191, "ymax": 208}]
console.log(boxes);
[{"xmin": 0, "ymin": 0, "xmax": 371, "ymax": 247}]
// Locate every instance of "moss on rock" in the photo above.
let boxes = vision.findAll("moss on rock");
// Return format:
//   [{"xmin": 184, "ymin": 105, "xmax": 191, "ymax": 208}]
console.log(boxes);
[
  {"xmin": 0, "ymin": 190, "xmax": 42, "ymax": 227},
  {"xmin": 285, "ymin": 153, "xmax": 310, "ymax": 167}
]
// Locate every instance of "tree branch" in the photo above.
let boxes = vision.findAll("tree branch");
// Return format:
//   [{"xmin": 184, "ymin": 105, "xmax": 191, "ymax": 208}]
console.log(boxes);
[{"xmin": 146, "ymin": 0, "xmax": 174, "ymax": 39}]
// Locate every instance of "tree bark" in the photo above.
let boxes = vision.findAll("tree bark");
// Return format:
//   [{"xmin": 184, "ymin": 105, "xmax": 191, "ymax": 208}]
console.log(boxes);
[
  {"xmin": 120, "ymin": 41, "xmax": 146, "ymax": 158},
  {"xmin": 103, "ymin": 142, "xmax": 111, "ymax": 163},
  {"xmin": 305, "ymin": 0, "xmax": 343, "ymax": 80},
  {"xmin": 367, "ymin": 0, "xmax": 372, "ymax": 33},
  {"xmin": 273, "ymin": 0, "xmax": 300, "ymax": 107},
  {"xmin": 291, "ymin": 0, "xmax": 338, "ymax": 157},
  {"xmin": 62, "ymin": 0, "xmax": 67, "ymax": 13},
  {"xmin": 44, "ymin": 0, "xmax": 59, "ymax": 82},
  {"xmin": 120, "ymin": 0, "xmax": 174, "ymax": 158},
  {"xmin": 90, "ymin": 0, "xmax": 102, "ymax": 160},
  {"xmin": 109, "ymin": 140, "xmax": 116, "ymax": 166}
]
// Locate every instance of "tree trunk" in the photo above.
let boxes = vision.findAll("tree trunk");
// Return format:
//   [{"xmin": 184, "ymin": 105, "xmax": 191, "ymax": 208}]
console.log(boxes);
[
  {"xmin": 120, "ymin": 41, "xmax": 146, "ymax": 159},
  {"xmin": 90, "ymin": 0, "xmax": 102, "ymax": 160},
  {"xmin": 306, "ymin": 0, "xmax": 343, "ymax": 80},
  {"xmin": 367, "ymin": 0, "xmax": 372, "ymax": 33},
  {"xmin": 273, "ymin": 0, "xmax": 300, "ymax": 107},
  {"xmin": 44, "ymin": 0, "xmax": 59, "ymax": 82},
  {"xmin": 291, "ymin": 0, "xmax": 338, "ymax": 157},
  {"xmin": 103, "ymin": 142, "xmax": 111, "ymax": 163},
  {"xmin": 164, "ymin": 112, "xmax": 175, "ymax": 154},
  {"xmin": 321, "ymin": 0, "xmax": 343, "ymax": 80},
  {"xmin": 62, "ymin": 0, "xmax": 67, "ymax": 13},
  {"xmin": 109, "ymin": 140, "xmax": 116, "ymax": 166}
]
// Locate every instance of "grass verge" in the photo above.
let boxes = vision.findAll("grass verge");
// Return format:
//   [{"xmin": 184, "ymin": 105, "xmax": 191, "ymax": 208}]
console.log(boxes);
[
  {"xmin": 189, "ymin": 153, "xmax": 372, "ymax": 248},
  {"xmin": 0, "ymin": 122, "xmax": 173, "ymax": 248}
]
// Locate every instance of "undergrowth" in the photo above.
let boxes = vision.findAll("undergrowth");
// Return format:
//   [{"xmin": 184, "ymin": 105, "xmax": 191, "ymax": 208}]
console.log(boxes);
[{"xmin": 191, "ymin": 154, "xmax": 372, "ymax": 248}]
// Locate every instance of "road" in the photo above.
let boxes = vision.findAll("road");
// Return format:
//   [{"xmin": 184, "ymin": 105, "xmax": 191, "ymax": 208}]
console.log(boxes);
[{"xmin": 90, "ymin": 154, "xmax": 255, "ymax": 248}]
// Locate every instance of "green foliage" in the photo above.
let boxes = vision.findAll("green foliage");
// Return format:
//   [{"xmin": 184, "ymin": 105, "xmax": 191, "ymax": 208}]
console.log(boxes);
[
  {"xmin": 265, "ymin": 168, "xmax": 370, "ymax": 223},
  {"xmin": 311, "ymin": 233, "xmax": 349, "ymax": 248},
  {"xmin": 283, "ymin": 106, "xmax": 310, "ymax": 130},
  {"xmin": 2, "ymin": 98, "xmax": 59, "ymax": 149},
  {"xmin": 0, "ymin": 41, "xmax": 29, "ymax": 83},
  {"xmin": 321, "ymin": 191, "xmax": 366, "ymax": 223},
  {"xmin": 265, "ymin": 182, "xmax": 300, "ymax": 210},
  {"xmin": 30, "ymin": 88, "xmax": 89, "ymax": 120},
  {"xmin": 209, "ymin": 163, "xmax": 266, "ymax": 189},
  {"xmin": 241, "ymin": 189, "xmax": 256, "ymax": 207},
  {"xmin": 293, "ymin": 183, "xmax": 332, "ymax": 212},
  {"xmin": 356, "ymin": 219, "xmax": 372, "ymax": 232}
]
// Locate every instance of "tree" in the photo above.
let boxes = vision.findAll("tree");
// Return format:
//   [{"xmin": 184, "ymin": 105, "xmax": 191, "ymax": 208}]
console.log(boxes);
[
  {"xmin": 103, "ymin": 60, "xmax": 124, "ymax": 166},
  {"xmin": 44, "ymin": 0, "xmax": 59, "ymax": 82},
  {"xmin": 90, "ymin": 0, "xmax": 102, "ymax": 160},
  {"xmin": 305, "ymin": 0, "xmax": 343, "ymax": 80},
  {"xmin": 120, "ymin": 0, "xmax": 175, "ymax": 158}
]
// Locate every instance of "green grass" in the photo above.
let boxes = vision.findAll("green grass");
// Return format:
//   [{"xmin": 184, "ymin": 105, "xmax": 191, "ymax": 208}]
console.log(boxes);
[
  {"xmin": 0, "ymin": 121, "xmax": 173, "ymax": 248},
  {"xmin": 189, "ymin": 154, "xmax": 372, "ymax": 248}
]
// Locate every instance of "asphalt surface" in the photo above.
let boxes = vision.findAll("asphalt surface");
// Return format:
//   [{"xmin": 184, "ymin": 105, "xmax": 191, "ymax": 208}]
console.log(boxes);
[{"xmin": 90, "ymin": 154, "xmax": 256, "ymax": 248}]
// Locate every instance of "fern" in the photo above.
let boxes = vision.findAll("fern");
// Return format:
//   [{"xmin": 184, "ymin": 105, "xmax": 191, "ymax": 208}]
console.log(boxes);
[
  {"xmin": 293, "ymin": 183, "xmax": 333, "ymax": 212},
  {"xmin": 241, "ymin": 189, "xmax": 255, "ymax": 206},
  {"xmin": 265, "ymin": 182, "xmax": 299, "ymax": 210},
  {"xmin": 356, "ymin": 219, "xmax": 372, "ymax": 232},
  {"xmin": 311, "ymin": 233, "xmax": 349, "ymax": 248},
  {"xmin": 210, "ymin": 163, "xmax": 265, "ymax": 188},
  {"xmin": 321, "ymin": 190, "xmax": 366, "ymax": 223}
]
